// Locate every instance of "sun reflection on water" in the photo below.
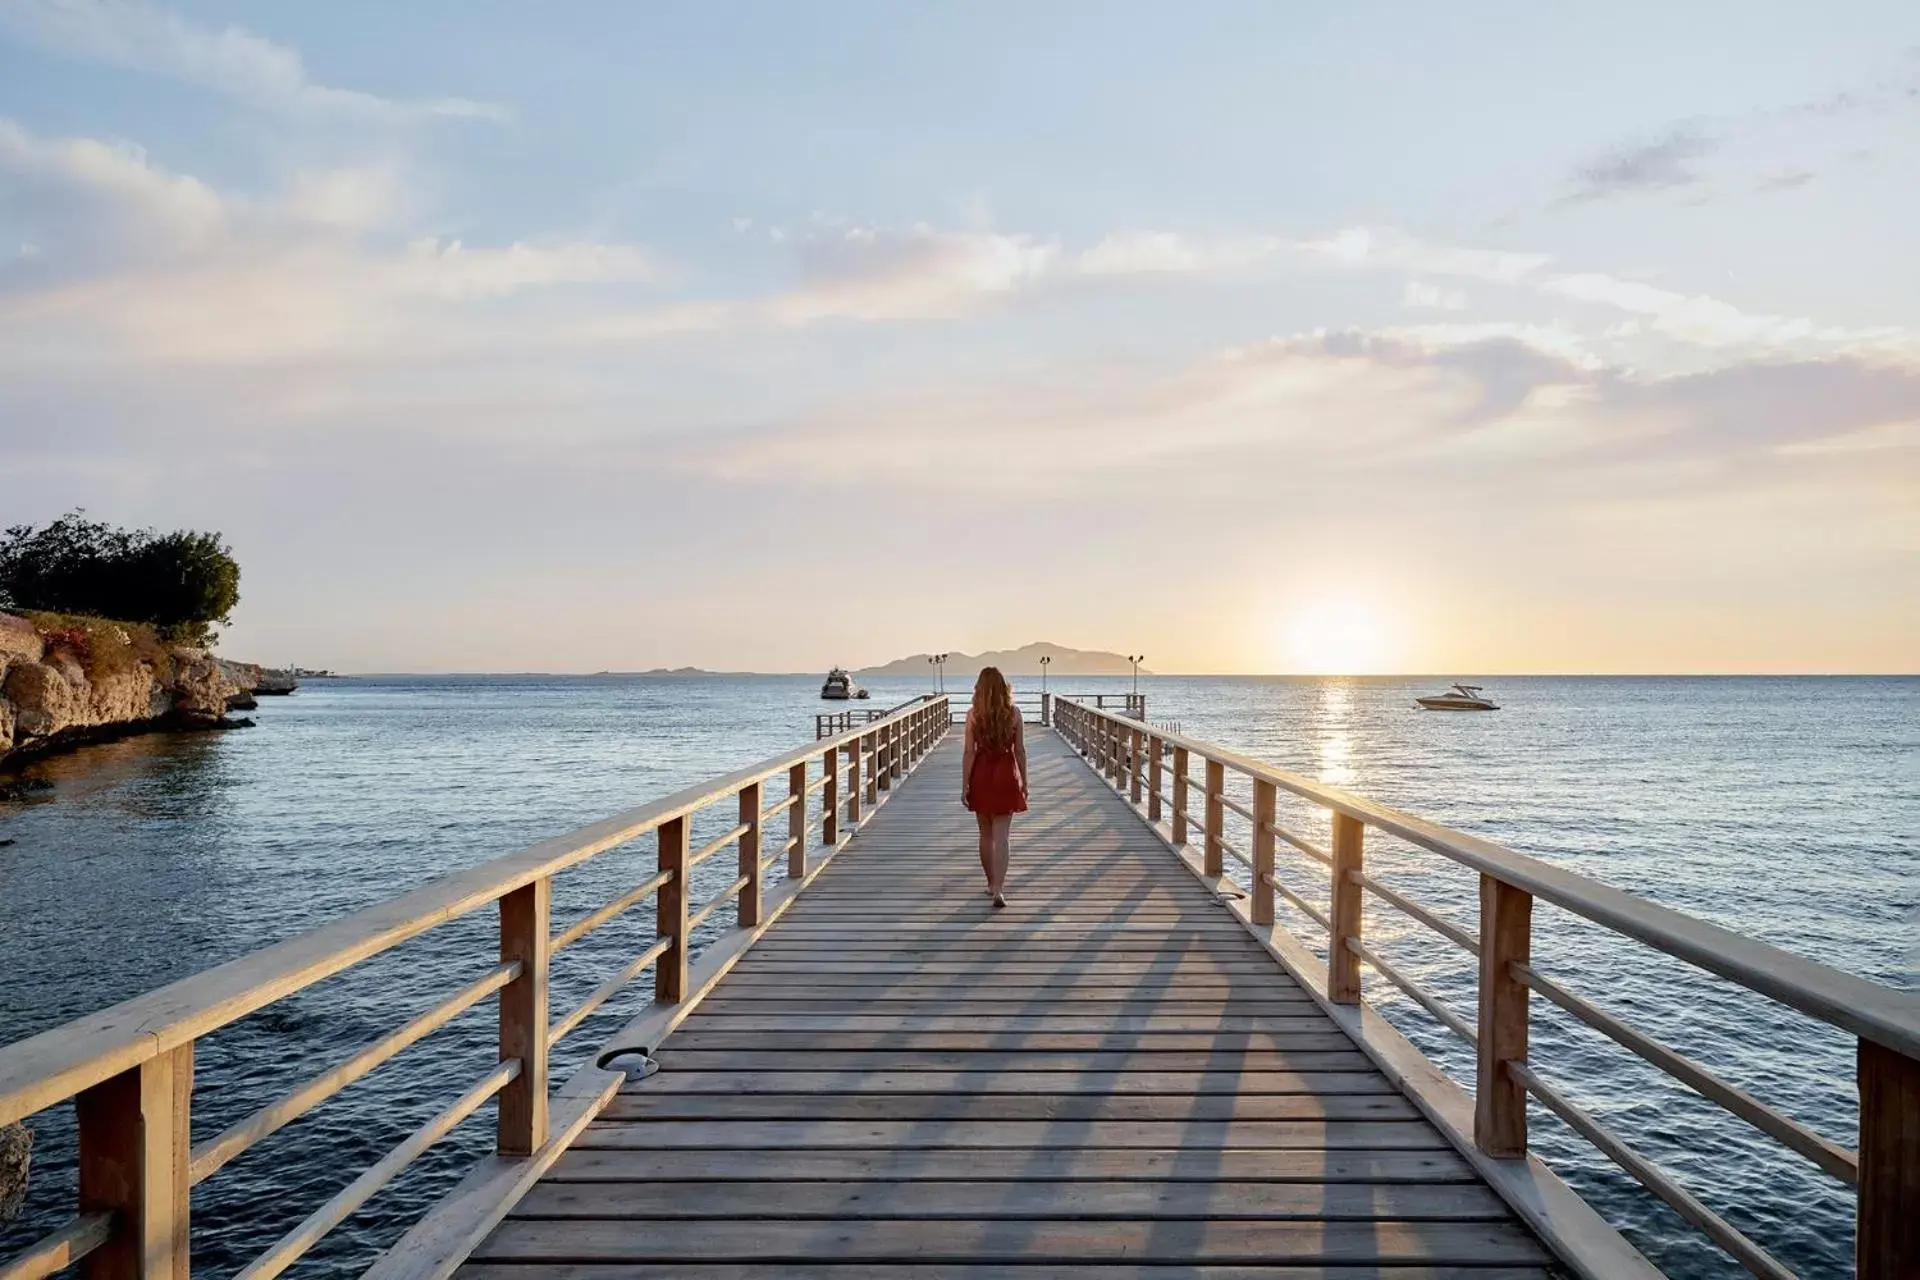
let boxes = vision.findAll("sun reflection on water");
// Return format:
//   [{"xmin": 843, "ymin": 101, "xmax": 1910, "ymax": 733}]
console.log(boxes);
[{"xmin": 1315, "ymin": 679, "xmax": 1356, "ymax": 787}]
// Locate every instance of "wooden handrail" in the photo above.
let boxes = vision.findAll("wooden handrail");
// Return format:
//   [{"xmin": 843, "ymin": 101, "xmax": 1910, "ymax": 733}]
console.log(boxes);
[
  {"xmin": 550, "ymin": 870, "xmax": 675, "ymax": 952},
  {"xmin": 1508, "ymin": 1060, "xmax": 1796, "ymax": 1280},
  {"xmin": 1514, "ymin": 961, "xmax": 1857, "ymax": 1183},
  {"xmin": 1052, "ymin": 697, "xmax": 1918, "ymax": 1279},
  {"xmin": 1058, "ymin": 701, "xmax": 1920, "ymax": 1060},
  {"xmin": 189, "ymin": 960, "xmax": 522, "ymax": 1184},
  {"xmin": 0, "ymin": 698, "xmax": 946, "ymax": 1125},
  {"xmin": 237, "ymin": 1060, "xmax": 521, "ymax": 1280},
  {"xmin": 0, "ymin": 694, "xmax": 952, "ymax": 1280},
  {"xmin": 0, "ymin": 1212, "xmax": 112, "ymax": 1280}
]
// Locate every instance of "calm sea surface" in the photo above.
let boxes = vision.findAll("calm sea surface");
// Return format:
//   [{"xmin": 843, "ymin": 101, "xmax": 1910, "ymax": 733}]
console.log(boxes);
[{"xmin": 1, "ymin": 675, "xmax": 1914, "ymax": 1277}]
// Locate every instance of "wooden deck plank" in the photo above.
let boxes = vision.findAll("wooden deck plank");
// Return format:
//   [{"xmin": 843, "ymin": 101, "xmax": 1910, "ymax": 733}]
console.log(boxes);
[
  {"xmin": 571, "ymin": 1119, "xmax": 1452, "ymax": 1150},
  {"xmin": 472, "ymin": 1218, "xmax": 1551, "ymax": 1264},
  {"xmin": 651, "ymin": 1049, "xmax": 1381, "ymax": 1072},
  {"xmin": 458, "ymin": 730, "xmax": 1553, "ymax": 1278},
  {"xmin": 512, "ymin": 1180, "xmax": 1514, "ymax": 1220},
  {"xmin": 542, "ymin": 1149, "xmax": 1484, "ymax": 1184},
  {"xmin": 626, "ymin": 1070, "xmax": 1399, "ymax": 1095},
  {"xmin": 461, "ymin": 1267, "xmax": 1558, "ymax": 1279},
  {"xmin": 655, "ymin": 1031, "xmax": 1370, "ymax": 1053},
  {"xmin": 596, "ymin": 1093, "xmax": 1421, "ymax": 1121}
]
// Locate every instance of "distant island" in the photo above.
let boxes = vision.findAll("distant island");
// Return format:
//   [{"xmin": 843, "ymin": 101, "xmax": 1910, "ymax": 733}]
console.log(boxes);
[{"xmin": 860, "ymin": 642, "xmax": 1148, "ymax": 678}]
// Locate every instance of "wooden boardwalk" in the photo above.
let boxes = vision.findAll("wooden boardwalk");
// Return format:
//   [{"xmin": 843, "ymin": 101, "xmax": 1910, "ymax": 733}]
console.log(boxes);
[{"xmin": 461, "ymin": 729, "xmax": 1555, "ymax": 1277}]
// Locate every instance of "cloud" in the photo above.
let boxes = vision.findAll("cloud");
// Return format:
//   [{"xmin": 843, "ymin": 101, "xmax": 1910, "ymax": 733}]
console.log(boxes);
[
  {"xmin": 1403, "ymin": 280, "xmax": 1467, "ymax": 311},
  {"xmin": 398, "ymin": 238, "xmax": 652, "ymax": 302},
  {"xmin": 1300, "ymin": 226, "xmax": 1548, "ymax": 283},
  {"xmin": 1075, "ymin": 231, "xmax": 1282, "ymax": 276},
  {"xmin": 761, "ymin": 224, "xmax": 1057, "ymax": 323},
  {"xmin": 0, "ymin": 0, "xmax": 505, "ymax": 121},
  {"xmin": 0, "ymin": 117, "xmax": 225, "ymax": 272},
  {"xmin": 1755, "ymin": 169, "xmax": 1816, "ymax": 194},
  {"xmin": 1564, "ymin": 124, "xmax": 1720, "ymax": 202},
  {"xmin": 0, "ymin": 118, "xmax": 653, "ymax": 362},
  {"xmin": 1542, "ymin": 271, "xmax": 1907, "ymax": 354},
  {"xmin": 669, "ymin": 326, "xmax": 1920, "ymax": 498}
]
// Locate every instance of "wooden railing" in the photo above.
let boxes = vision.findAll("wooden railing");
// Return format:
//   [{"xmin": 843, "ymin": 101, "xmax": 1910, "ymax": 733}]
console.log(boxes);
[
  {"xmin": 0, "ymin": 696, "xmax": 952, "ymax": 1280},
  {"xmin": 814, "ymin": 694, "xmax": 941, "ymax": 740},
  {"xmin": 817, "ymin": 690, "xmax": 1142, "ymax": 740},
  {"xmin": 1052, "ymin": 698, "xmax": 1918, "ymax": 1280}
]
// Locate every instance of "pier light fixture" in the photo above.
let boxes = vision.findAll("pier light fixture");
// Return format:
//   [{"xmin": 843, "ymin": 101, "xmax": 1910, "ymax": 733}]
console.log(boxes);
[
  {"xmin": 1128, "ymin": 654, "xmax": 1145, "ymax": 695},
  {"xmin": 1039, "ymin": 653, "xmax": 1051, "ymax": 694},
  {"xmin": 928, "ymin": 652, "xmax": 950, "ymax": 694}
]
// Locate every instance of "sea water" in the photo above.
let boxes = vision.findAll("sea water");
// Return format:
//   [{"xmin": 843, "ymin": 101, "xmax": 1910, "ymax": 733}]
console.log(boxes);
[{"xmin": 0, "ymin": 674, "xmax": 1914, "ymax": 1276}]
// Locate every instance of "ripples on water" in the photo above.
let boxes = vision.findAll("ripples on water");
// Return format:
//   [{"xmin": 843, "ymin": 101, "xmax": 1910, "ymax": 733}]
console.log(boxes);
[{"xmin": 0, "ymin": 675, "xmax": 1913, "ymax": 1277}]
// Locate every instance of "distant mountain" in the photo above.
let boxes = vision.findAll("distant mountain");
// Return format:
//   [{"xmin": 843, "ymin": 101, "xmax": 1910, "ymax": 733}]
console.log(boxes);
[{"xmin": 859, "ymin": 642, "xmax": 1148, "ymax": 678}]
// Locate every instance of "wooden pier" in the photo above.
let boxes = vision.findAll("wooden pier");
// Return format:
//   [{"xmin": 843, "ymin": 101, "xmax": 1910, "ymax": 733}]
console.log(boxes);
[
  {"xmin": 0, "ymin": 694, "xmax": 1914, "ymax": 1279},
  {"xmin": 463, "ymin": 730, "xmax": 1551, "ymax": 1275}
]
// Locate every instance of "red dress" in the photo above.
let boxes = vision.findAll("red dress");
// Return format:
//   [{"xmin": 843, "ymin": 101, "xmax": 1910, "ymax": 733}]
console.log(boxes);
[{"xmin": 967, "ymin": 730, "xmax": 1027, "ymax": 816}]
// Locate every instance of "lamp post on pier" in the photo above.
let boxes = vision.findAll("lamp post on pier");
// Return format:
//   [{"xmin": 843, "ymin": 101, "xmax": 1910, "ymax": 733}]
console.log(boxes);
[
  {"xmin": 1039, "ymin": 654, "xmax": 1050, "ymax": 695},
  {"xmin": 1128, "ymin": 655, "xmax": 1144, "ymax": 696},
  {"xmin": 929, "ymin": 653, "xmax": 949, "ymax": 695}
]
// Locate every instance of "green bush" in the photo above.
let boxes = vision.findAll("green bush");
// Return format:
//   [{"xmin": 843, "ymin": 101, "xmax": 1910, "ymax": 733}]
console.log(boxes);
[{"xmin": 0, "ymin": 512, "xmax": 240, "ymax": 646}]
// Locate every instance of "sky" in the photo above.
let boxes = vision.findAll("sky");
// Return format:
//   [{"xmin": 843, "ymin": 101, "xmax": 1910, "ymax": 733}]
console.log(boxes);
[{"xmin": 1, "ymin": 1, "xmax": 1917, "ymax": 674}]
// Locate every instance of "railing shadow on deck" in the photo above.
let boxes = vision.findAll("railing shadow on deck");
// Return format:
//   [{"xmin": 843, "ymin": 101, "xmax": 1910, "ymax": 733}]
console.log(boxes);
[
  {"xmin": 0, "ymin": 698, "xmax": 953, "ymax": 1280},
  {"xmin": 1051, "ymin": 696, "xmax": 1919, "ymax": 1280}
]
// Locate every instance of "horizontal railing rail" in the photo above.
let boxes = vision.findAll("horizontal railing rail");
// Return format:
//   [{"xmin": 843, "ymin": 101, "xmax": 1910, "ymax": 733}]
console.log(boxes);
[
  {"xmin": 1051, "ymin": 698, "xmax": 1918, "ymax": 1280},
  {"xmin": 0, "ymin": 696, "xmax": 952, "ymax": 1280}
]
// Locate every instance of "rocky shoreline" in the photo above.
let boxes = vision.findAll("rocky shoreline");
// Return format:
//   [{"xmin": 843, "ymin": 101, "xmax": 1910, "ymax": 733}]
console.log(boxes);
[{"xmin": 0, "ymin": 612, "xmax": 297, "ymax": 771}]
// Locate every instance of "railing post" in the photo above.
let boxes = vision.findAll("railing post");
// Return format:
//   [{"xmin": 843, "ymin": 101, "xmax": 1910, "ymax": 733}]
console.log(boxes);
[
  {"xmin": 1859, "ymin": 1040, "xmax": 1920, "ymax": 1276},
  {"xmin": 846, "ymin": 739, "xmax": 863, "ymax": 827},
  {"xmin": 496, "ymin": 877, "xmax": 550, "ymax": 1155},
  {"xmin": 822, "ymin": 748, "xmax": 839, "ymax": 847},
  {"xmin": 788, "ymin": 762, "xmax": 807, "ymax": 877},
  {"xmin": 77, "ymin": 1044, "xmax": 191, "ymax": 1279},
  {"xmin": 1129, "ymin": 726, "xmax": 1144, "ymax": 805},
  {"xmin": 1328, "ymin": 813, "xmax": 1365, "ymax": 1004},
  {"xmin": 1474, "ymin": 874, "xmax": 1531, "ymax": 1156},
  {"xmin": 877, "ymin": 725, "xmax": 892, "ymax": 794},
  {"xmin": 655, "ymin": 816, "xmax": 689, "ymax": 1004},
  {"xmin": 1148, "ymin": 735, "xmax": 1163, "ymax": 822},
  {"xmin": 1172, "ymin": 746, "xmax": 1189, "ymax": 845},
  {"xmin": 738, "ymin": 780, "xmax": 763, "ymax": 928},
  {"xmin": 1203, "ymin": 758, "xmax": 1225, "ymax": 877},
  {"xmin": 1107, "ymin": 720, "xmax": 1122, "ymax": 782},
  {"xmin": 863, "ymin": 732, "xmax": 879, "ymax": 807},
  {"xmin": 1252, "ymin": 778, "xmax": 1276, "ymax": 926},
  {"xmin": 892, "ymin": 720, "xmax": 904, "ymax": 780}
]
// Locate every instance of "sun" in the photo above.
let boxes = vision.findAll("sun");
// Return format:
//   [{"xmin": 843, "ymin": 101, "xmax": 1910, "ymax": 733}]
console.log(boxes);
[{"xmin": 1282, "ymin": 595, "xmax": 1391, "ymax": 674}]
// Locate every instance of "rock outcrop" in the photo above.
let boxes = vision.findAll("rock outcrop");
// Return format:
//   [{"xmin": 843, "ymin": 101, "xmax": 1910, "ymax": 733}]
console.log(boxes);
[
  {"xmin": 0, "ymin": 613, "xmax": 295, "ymax": 767},
  {"xmin": 217, "ymin": 659, "xmax": 299, "ymax": 710},
  {"xmin": 0, "ymin": 1122, "xmax": 28, "ymax": 1222}
]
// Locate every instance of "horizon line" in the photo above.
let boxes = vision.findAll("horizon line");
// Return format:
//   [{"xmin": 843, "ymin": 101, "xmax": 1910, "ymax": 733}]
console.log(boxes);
[{"xmin": 311, "ymin": 669, "xmax": 1920, "ymax": 679}]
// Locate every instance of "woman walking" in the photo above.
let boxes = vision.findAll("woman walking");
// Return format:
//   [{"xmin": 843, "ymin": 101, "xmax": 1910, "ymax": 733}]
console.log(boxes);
[{"xmin": 962, "ymin": 666, "xmax": 1027, "ymax": 907}]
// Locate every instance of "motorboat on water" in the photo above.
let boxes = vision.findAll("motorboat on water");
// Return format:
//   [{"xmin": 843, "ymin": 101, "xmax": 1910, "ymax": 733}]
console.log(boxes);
[
  {"xmin": 1416, "ymin": 683, "xmax": 1499, "ymax": 711},
  {"xmin": 820, "ymin": 667, "xmax": 869, "ymax": 701}
]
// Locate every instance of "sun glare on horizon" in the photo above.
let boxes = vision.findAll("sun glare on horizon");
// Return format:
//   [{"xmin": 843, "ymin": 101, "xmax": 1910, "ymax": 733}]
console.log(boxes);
[{"xmin": 1282, "ymin": 595, "xmax": 1393, "ymax": 674}]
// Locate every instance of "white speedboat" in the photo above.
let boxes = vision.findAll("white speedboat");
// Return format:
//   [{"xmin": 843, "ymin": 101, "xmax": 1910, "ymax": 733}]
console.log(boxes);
[
  {"xmin": 820, "ymin": 667, "xmax": 869, "ymax": 701},
  {"xmin": 1416, "ymin": 683, "xmax": 1499, "ymax": 711}
]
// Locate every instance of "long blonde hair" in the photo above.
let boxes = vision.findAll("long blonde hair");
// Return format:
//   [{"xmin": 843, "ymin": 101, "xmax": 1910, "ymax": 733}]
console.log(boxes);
[{"xmin": 972, "ymin": 666, "xmax": 1019, "ymax": 750}]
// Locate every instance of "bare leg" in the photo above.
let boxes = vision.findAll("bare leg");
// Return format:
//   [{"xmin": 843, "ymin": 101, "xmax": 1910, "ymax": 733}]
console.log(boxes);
[
  {"xmin": 975, "ymin": 812, "xmax": 994, "ymax": 893},
  {"xmin": 990, "ymin": 815, "xmax": 1013, "ymax": 906}
]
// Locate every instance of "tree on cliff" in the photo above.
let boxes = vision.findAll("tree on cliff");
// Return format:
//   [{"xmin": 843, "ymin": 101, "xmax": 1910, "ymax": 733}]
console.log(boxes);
[{"xmin": 0, "ymin": 512, "xmax": 241, "ymax": 644}]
